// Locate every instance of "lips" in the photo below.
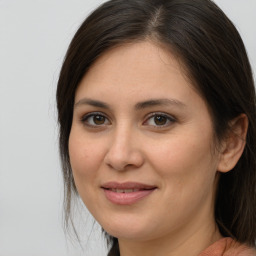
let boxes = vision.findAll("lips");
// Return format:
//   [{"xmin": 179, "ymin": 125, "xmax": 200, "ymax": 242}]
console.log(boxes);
[{"xmin": 101, "ymin": 182, "xmax": 157, "ymax": 205}]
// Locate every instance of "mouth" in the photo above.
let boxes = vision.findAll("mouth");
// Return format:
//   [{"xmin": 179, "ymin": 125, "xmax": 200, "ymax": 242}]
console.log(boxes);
[
  {"xmin": 106, "ymin": 188, "xmax": 142, "ymax": 193},
  {"xmin": 101, "ymin": 182, "xmax": 157, "ymax": 205}
]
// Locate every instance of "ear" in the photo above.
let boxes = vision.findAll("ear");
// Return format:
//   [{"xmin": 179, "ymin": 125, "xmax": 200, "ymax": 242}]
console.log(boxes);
[{"xmin": 217, "ymin": 114, "xmax": 248, "ymax": 173}]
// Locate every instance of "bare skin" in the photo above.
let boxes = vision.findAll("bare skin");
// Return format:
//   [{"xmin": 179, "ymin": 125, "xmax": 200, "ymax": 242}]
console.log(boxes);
[{"xmin": 69, "ymin": 41, "xmax": 247, "ymax": 256}]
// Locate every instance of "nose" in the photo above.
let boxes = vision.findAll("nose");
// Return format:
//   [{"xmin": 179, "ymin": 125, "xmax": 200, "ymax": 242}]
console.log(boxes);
[{"xmin": 104, "ymin": 127, "xmax": 144, "ymax": 171}]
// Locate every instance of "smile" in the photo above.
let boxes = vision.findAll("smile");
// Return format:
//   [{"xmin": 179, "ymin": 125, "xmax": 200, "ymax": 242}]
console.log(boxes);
[{"xmin": 101, "ymin": 182, "xmax": 157, "ymax": 205}]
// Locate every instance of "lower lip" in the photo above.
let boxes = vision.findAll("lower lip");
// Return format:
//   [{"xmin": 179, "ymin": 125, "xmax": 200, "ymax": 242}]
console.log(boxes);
[{"xmin": 103, "ymin": 189, "xmax": 155, "ymax": 205}]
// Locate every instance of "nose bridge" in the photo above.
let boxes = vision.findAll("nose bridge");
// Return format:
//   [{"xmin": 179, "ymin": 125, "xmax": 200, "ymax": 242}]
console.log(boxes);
[
  {"xmin": 113, "ymin": 123, "xmax": 132, "ymax": 151},
  {"xmin": 104, "ymin": 122, "xmax": 144, "ymax": 171}
]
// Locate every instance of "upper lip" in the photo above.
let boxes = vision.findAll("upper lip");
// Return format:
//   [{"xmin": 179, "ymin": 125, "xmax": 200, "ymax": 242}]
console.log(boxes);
[{"xmin": 101, "ymin": 182, "xmax": 157, "ymax": 190}]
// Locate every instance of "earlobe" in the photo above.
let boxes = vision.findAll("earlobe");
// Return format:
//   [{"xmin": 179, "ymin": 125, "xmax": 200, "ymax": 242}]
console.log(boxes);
[{"xmin": 217, "ymin": 114, "xmax": 248, "ymax": 173}]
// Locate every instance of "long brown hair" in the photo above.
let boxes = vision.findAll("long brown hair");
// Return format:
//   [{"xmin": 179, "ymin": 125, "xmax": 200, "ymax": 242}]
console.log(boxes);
[{"xmin": 56, "ymin": 0, "xmax": 256, "ymax": 254}]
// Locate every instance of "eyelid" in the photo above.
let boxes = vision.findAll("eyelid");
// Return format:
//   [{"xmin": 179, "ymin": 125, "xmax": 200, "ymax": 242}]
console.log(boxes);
[
  {"xmin": 143, "ymin": 112, "xmax": 176, "ymax": 127},
  {"xmin": 79, "ymin": 111, "xmax": 176, "ymax": 128},
  {"xmin": 80, "ymin": 111, "xmax": 111, "ymax": 126}
]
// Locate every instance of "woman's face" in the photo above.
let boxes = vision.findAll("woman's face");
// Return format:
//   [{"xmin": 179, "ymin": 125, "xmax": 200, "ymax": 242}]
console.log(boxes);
[{"xmin": 69, "ymin": 41, "xmax": 222, "ymax": 242}]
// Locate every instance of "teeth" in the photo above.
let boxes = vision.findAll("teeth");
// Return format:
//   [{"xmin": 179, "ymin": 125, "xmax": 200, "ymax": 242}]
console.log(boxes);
[{"xmin": 110, "ymin": 188, "xmax": 139, "ymax": 193}]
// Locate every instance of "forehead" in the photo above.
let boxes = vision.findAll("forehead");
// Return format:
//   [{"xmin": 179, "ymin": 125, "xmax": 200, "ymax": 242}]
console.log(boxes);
[{"xmin": 75, "ymin": 41, "xmax": 197, "ymax": 102}]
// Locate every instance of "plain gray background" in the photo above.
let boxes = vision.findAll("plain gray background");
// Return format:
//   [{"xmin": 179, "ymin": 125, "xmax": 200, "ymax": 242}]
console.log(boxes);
[{"xmin": 0, "ymin": 0, "xmax": 255, "ymax": 255}]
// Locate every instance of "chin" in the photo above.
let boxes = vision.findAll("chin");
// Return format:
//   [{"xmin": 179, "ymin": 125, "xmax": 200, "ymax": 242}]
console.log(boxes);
[
  {"xmin": 105, "ymin": 227, "xmax": 148, "ymax": 241},
  {"xmin": 99, "ymin": 215, "xmax": 158, "ymax": 242}
]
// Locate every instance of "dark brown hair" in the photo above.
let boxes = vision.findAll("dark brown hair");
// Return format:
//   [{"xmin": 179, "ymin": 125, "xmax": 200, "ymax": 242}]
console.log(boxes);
[{"xmin": 56, "ymin": 0, "xmax": 256, "ymax": 254}]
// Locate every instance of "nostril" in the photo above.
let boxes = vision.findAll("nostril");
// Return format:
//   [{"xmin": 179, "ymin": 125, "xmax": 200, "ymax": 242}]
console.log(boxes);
[
  {"xmin": 104, "ymin": 138, "xmax": 145, "ymax": 171},
  {"xmin": 105, "ymin": 159, "xmax": 142, "ymax": 172}
]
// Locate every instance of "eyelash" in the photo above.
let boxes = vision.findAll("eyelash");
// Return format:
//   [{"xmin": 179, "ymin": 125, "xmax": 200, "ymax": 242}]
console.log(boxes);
[
  {"xmin": 80, "ymin": 112, "xmax": 110, "ymax": 128},
  {"xmin": 143, "ymin": 112, "xmax": 176, "ymax": 128},
  {"xmin": 80, "ymin": 112, "xmax": 176, "ymax": 128}
]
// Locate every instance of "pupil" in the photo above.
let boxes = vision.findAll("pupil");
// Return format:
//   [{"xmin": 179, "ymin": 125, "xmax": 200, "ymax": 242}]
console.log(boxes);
[
  {"xmin": 94, "ymin": 115, "xmax": 105, "ymax": 125},
  {"xmin": 154, "ymin": 116, "xmax": 167, "ymax": 125}
]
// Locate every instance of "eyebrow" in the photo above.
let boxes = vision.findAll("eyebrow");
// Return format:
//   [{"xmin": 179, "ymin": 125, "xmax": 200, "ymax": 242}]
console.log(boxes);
[
  {"xmin": 134, "ymin": 98, "xmax": 186, "ymax": 110},
  {"xmin": 74, "ymin": 98, "xmax": 110, "ymax": 109},
  {"xmin": 74, "ymin": 98, "xmax": 186, "ymax": 110}
]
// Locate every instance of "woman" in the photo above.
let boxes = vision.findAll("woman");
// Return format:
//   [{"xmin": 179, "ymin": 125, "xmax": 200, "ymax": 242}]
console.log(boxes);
[{"xmin": 56, "ymin": 0, "xmax": 256, "ymax": 255}]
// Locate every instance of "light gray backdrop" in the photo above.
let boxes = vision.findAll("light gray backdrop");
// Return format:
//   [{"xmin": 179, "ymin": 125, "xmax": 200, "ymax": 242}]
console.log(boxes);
[{"xmin": 0, "ymin": 0, "xmax": 255, "ymax": 255}]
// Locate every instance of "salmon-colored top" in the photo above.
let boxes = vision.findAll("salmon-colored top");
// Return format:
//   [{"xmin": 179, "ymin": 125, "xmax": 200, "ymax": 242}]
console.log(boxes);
[{"xmin": 199, "ymin": 238, "xmax": 256, "ymax": 256}]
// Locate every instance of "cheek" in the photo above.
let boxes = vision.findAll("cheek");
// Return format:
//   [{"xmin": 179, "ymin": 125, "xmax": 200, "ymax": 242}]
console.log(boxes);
[
  {"xmin": 146, "ymin": 136, "xmax": 218, "ymax": 224},
  {"xmin": 68, "ymin": 130, "xmax": 108, "ymax": 214},
  {"xmin": 147, "ymin": 129, "xmax": 217, "ymax": 192},
  {"xmin": 68, "ymin": 129, "xmax": 104, "ymax": 187}
]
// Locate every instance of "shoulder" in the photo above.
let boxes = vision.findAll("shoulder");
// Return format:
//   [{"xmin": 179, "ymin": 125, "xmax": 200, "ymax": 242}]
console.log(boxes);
[{"xmin": 199, "ymin": 237, "xmax": 256, "ymax": 256}]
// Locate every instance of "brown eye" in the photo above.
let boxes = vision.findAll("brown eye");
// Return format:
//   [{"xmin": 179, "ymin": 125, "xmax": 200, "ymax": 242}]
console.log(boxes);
[
  {"xmin": 93, "ymin": 115, "xmax": 106, "ymax": 125},
  {"xmin": 154, "ymin": 115, "xmax": 167, "ymax": 126},
  {"xmin": 81, "ymin": 112, "xmax": 110, "ymax": 127},
  {"xmin": 144, "ymin": 113, "xmax": 176, "ymax": 128}
]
